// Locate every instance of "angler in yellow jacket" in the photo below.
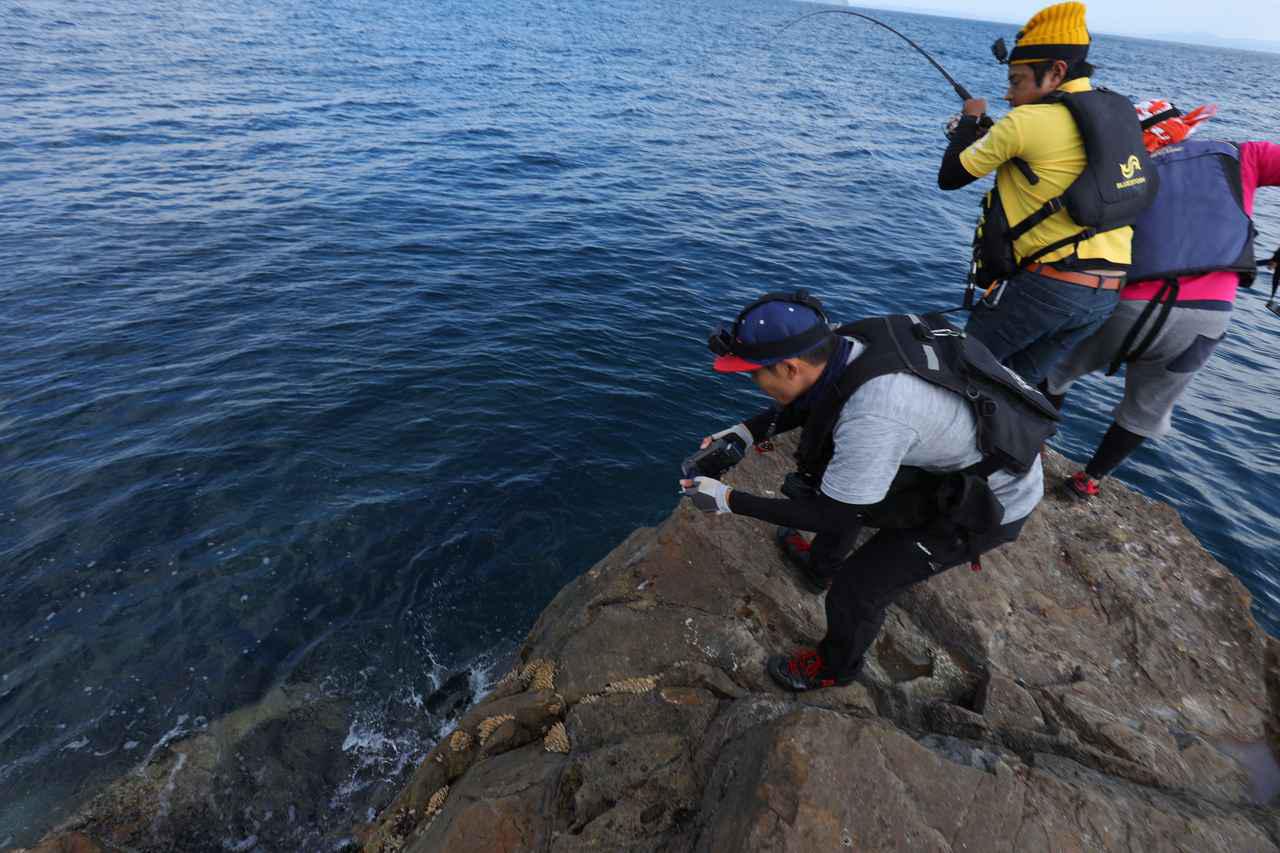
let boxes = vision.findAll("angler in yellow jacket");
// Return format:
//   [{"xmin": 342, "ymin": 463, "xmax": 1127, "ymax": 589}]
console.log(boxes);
[{"xmin": 937, "ymin": 2, "xmax": 1154, "ymax": 386}]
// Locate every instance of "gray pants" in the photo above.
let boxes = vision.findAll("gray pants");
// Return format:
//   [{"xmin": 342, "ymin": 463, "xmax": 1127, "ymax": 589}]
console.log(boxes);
[{"xmin": 1046, "ymin": 300, "xmax": 1232, "ymax": 439}]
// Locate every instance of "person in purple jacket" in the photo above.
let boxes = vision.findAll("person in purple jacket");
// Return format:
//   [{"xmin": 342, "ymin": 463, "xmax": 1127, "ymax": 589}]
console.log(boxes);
[{"xmin": 1045, "ymin": 101, "xmax": 1280, "ymax": 498}]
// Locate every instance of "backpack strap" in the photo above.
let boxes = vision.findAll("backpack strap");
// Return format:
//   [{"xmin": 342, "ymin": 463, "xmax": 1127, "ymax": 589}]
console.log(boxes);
[
  {"xmin": 1006, "ymin": 196, "xmax": 1065, "ymax": 243},
  {"xmin": 1106, "ymin": 278, "xmax": 1179, "ymax": 376},
  {"xmin": 1011, "ymin": 157, "xmax": 1040, "ymax": 185},
  {"xmin": 1019, "ymin": 227, "xmax": 1101, "ymax": 266}
]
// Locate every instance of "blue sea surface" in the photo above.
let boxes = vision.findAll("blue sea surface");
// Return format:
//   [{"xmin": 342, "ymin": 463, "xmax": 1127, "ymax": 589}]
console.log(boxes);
[{"xmin": 2, "ymin": 0, "xmax": 1279, "ymax": 845}]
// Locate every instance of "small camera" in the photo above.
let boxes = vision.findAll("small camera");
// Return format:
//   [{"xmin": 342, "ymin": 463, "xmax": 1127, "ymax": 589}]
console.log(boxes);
[
  {"xmin": 991, "ymin": 37, "xmax": 1009, "ymax": 64},
  {"xmin": 682, "ymin": 434, "xmax": 747, "ymax": 480}
]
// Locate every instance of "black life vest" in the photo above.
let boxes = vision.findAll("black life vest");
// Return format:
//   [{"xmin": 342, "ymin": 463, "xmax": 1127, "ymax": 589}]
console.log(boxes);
[
  {"xmin": 969, "ymin": 87, "xmax": 1158, "ymax": 289},
  {"xmin": 1127, "ymin": 140, "xmax": 1257, "ymax": 285},
  {"xmin": 787, "ymin": 313, "xmax": 1059, "ymax": 530}
]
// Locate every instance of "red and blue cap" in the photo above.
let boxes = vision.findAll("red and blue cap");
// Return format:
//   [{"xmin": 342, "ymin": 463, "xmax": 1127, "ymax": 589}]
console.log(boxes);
[{"xmin": 708, "ymin": 291, "xmax": 833, "ymax": 373}]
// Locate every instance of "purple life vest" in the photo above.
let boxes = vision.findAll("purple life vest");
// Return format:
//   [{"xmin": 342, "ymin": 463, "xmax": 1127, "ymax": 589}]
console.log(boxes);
[{"xmin": 1127, "ymin": 139, "xmax": 1257, "ymax": 285}]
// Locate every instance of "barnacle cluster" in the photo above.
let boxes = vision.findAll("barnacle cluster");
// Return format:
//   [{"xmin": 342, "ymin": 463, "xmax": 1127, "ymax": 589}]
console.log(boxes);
[
  {"xmin": 425, "ymin": 785, "xmax": 450, "ymax": 819},
  {"xmin": 528, "ymin": 660, "xmax": 556, "ymax": 691},
  {"xmin": 477, "ymin": 714, "xmax": 515, "ymax": 745},
  {"xmin": 543, "ymin": 721, "xmax": 570, "ymax": 753},
  {"xmin": 604, "ymin": 675, "xmax": 657, "ymax": 695}
]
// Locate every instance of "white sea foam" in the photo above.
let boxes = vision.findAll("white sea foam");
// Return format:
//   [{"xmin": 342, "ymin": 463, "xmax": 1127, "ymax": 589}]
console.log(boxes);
[
  {"xmin": 140, "ymin": 714, "xmax": 190, "ymax": 771},
  {"xmin": 324, "ymin": 645, "xmax": 509, "ymax": 813},
  {"xmin": 154, "ymin": 750, "xmax": 188, "ymax": 822}
]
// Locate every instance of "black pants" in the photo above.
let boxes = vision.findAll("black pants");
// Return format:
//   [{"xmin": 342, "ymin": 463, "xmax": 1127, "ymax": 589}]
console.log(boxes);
[{"xmin": 812, "ymin": 516, "xmax": 1028, "ymax": 678}]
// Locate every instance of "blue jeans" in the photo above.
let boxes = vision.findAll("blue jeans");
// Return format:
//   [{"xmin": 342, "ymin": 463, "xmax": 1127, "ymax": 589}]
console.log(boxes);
[{"xmin": 965, "ymin": 269, "xmax": 1121, "ymax": 387}]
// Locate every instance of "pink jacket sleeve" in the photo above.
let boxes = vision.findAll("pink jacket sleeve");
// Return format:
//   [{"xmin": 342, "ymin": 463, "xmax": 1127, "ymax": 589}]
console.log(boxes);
[{"xmin": 1240, "ymin": 141, "xmax": 1280, "ymax": 213}]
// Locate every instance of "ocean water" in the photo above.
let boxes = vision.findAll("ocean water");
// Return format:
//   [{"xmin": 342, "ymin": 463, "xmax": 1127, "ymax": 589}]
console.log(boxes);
[{"xmin": 2, "ymin": 0, "xmax": 1278, "ymax": 845}]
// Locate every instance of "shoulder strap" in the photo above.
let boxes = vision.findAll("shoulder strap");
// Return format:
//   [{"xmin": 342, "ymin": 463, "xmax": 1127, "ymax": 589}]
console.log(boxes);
[
  {"xmin": 1001, "ymin": 90, "xmax": 1077, "ymax": 246},
  {"xmin": 1221, "ymin": 144, "xmax": 1258, "ymax": 287},
  {"xmin": 794, "ymin": 318, "xmax": 909, "ymax": 477},
  {"xmin": 1007, "ymin": 196, "xmax": 1065, "ymax": 242},
  {"xmin": 827, "ymin": 317, "xmax": 917, "ymax": 397},
  {"xmin": 1222, "ymin": 142, "xmax": 1247, "ymax": 209},
  {"xmin": 797, "ymin": 315, "xmax": 965, "ymax": 473}
]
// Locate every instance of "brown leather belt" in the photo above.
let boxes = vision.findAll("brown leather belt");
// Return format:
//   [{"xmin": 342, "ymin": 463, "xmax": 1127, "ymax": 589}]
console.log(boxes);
[{"xmin": 1024, "ymin": 262, "xmax": 1125, "ymax": 290}]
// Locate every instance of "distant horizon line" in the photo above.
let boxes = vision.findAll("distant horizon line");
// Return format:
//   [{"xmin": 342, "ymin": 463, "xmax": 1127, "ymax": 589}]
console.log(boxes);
[{"xmin": 822, "ymin": 1, "xmax": 1280, "ymax": 55}]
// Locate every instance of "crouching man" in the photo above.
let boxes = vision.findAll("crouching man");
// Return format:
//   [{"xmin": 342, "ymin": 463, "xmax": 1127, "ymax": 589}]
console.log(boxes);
[{"xmin": 680, "ymin": 292, "xmax": 1054, "ymax": 691}]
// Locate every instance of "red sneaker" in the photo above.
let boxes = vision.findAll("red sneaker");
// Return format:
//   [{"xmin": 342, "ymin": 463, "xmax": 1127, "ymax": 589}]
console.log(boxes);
[
  {"xmin": 774, "ymin": 528, "xmax": 830, "ymax": 593},
  {"xmin": 766, "ymin": 649, "xmax": 856, "ymax": 691},
  {"xmin": 1067, "ymin": 471, "xmax": 1100, "ymax": 500}
]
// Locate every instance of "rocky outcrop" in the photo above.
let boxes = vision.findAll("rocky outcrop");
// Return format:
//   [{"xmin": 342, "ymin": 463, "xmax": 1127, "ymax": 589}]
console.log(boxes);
[
  {"xmin": 14, "ymin": 683, "xmax": 354, "ymax": 853},
  {"xmin": 22, "ymin": 440, "xmax": 1280, "ymax": 852},
  {"xmin": 360, "ymin": 440, "xmax": 1280, "ymax": 852}
]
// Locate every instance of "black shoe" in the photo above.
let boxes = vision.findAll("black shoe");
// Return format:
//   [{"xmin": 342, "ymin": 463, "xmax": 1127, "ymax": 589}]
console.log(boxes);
[
  {"xmin": 775, "ymin": 527, "xmax": 831, "ymax": 593},
  {"xmin": 767, "ymin": 649, "xmax": 857, "ymax": 692}
]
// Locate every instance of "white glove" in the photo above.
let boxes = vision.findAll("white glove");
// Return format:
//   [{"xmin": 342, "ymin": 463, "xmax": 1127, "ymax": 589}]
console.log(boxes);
[
  {"xmin": 709, "ymin": 423, "xmax": 753, "ymax": 451},
  {"xmin": 681, "ymin": 477, "xmax": 733, "ymax": 515},
  {"xmin": 944, "ymin": 112, "xmax": 965, "ymax": 140}
]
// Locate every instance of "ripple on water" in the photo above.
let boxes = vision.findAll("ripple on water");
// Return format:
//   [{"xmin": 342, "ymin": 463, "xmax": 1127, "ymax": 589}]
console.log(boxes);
[{"xmin": 2, "ymin": 0, "xmax": 1280, "ymax": 846}]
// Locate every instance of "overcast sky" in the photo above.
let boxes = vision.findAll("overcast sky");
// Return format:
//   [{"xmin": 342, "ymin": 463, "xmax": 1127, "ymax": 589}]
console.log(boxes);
[{"xmin": 868, "ymin": 0, "xmax": 1279, "ymax": 46}]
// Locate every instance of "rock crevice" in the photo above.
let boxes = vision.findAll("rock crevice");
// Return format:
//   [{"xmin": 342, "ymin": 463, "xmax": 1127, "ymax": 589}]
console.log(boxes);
[
  {"xmin": 24, "ymin": 441, "xmax": 1280, "ymax": 852},
  {"xmin": 359, "ymin": 442, "xmax": 1280, "ymax": 852}
]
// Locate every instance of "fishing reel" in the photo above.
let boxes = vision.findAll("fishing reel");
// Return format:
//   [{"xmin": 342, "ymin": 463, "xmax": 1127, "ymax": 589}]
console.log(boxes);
[{"xmin": 945, "ymin": 112, "xmax": 995, "ymax": 142}]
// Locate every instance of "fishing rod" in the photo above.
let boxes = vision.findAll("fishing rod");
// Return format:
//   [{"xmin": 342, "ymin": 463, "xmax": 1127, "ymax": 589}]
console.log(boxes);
[
  {"xmin": 775, "ymin": 10, "xmax": 974, "ymax": 102},
  {"xmin": 775, "ymin": 10, "xmax": 995, "ymax": 316}
]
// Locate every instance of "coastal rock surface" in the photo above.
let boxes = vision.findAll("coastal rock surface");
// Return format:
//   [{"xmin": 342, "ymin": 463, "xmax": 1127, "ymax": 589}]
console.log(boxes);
[
  {"xmin": 22, "ymin": 441, "xmax": 1280, "ymax": 851},
  {"xmin": 360, "ymin": 440, "xmax": 1280, "ymax": 852}
]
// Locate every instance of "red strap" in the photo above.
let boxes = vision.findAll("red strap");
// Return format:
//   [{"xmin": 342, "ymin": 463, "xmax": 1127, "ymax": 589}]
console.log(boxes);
[{"xmin": 970, "ymin": 558, "xmax": 982, "ymax": 572}]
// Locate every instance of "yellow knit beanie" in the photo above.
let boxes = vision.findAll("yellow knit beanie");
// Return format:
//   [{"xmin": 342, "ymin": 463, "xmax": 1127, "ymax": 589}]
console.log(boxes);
[{"xmin": 1009, "ymin": 2, "xmax": 1090, "ymax": 65}]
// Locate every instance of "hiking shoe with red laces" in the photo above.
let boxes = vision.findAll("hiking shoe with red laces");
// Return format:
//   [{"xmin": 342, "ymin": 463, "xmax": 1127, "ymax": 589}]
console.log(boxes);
[
  {"xmin": 775, "ymin": 527, "xmax": 831, "ymax": 593},
  {"xmin": 767, "ymin": 649, "xmax": 856, "ymax": 692},
  {"xmin": 1067, "ymin": 471, "xmax": 1100, "ymax": 501}
]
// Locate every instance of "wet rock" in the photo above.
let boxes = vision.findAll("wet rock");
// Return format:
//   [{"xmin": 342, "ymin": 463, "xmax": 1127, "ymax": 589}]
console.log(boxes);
[
  {"xmin": 31, "ymin": 440, "xmax": 1280, "ymax": 852},
  {"xmin": 407, "ymin": 745, "xmax": 564, "ymax": 852},
  {"xmin": 23, "ymin": 683, "xmax": 354, "ymax": 853},
  {"xmin": 425, "ymin": 670, "xmax": 473, "ymax": 719},
  {"xmin": 17, "ymin": 832, "xmax": 103, "ymax": 853}
]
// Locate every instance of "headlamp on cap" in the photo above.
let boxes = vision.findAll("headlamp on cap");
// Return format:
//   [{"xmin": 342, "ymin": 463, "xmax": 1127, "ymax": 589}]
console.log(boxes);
[{"xmin": 707, "ymin": 322, "xmax": 736, "ymax": 357}]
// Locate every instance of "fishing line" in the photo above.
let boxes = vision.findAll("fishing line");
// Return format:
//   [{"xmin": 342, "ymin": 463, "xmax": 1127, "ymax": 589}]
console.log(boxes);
[
  {"xmin": 775, "ymin": 9, "xmax": 987, "ymax": 315},
  {"xmin": 774, "ymin": 10, "xmax": 974, "ymax": 102}
]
